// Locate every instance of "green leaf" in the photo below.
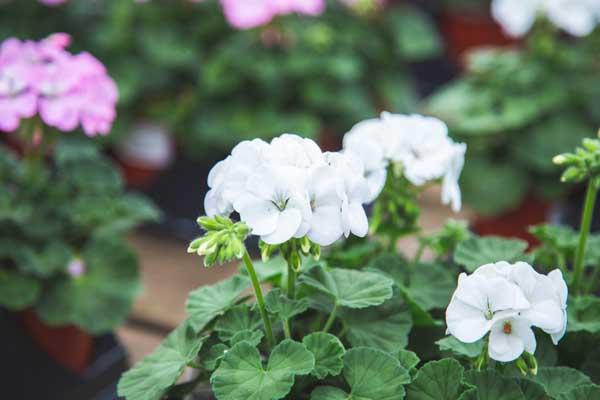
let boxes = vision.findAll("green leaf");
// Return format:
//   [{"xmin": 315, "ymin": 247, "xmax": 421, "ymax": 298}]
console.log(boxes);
[
  {"xmin": 211, "ymin": 340, "xmax": 315, "ymax": 400},
  {"xmin": 265, "ymin": 288, "xmax": 310, "ymax": 320},
  {"xmin": 523, "ymin": 367, "xmax": 593, "ymax": 398},
  {"xmin": 396, "ymin": 349, "xmax": 420, "ymax": 372},
  {"xmin": 230, "ymin": 329, "xmax": 264, "ymax": 347},
  {"xmin": 557, "ymin": 385, "xmax": 600, "ymax": 400},
  {"xmin": 436, "ymin": 336, "xmax": 484, "ymax": 359},
  {"xmin": 340, "ymin": 295, "xmax": 413, "ymax": 353},
  {"xmin": 407, "ymin": 358, "xmax": 466, "ymax": 400},
  {"xmin": 201, "ymin": 343, "xmax": 229, "ymax": 371},
  {"xmin": 464, "ymin": 370, "xmax": 525, "ymax": 400},
  {"xmin": 387, "ymin": 6, "xmax": 441, "ymax": 61},
  {"xmin": 454, "ymin": 236, "xmax": 529, "ymax": 272},
  {"xmin": 516, "ymin": 379, "xmax": 550, "ymax": 400},
  {"xmin": 300, "ymin": 265, "xmax": 394, "ymax": 309},
  {"xmin": 214, "ymin": 304, "xmax": 261, "ymax": 343},
  {"xmin": 0, "ymin": 270, "xmax": 41, "ymax": 311},
  {"xmin": 186, "ymin": 275, "xmax": 250, "ymax": 333},
  {"xmin": 303, "ymin": 332, "xmax": 345, "ymax": 379},
  {"xmin": 36, "ymin": 237, "xmax": 140, "ymax": 333},
  {"xmin": 311, "ymin": 347, "xmax": 410, "ymax": 400},
  {"xmin": 460, "ymin": 158, "xmax": 530, "ymax": 216},
  {"xmin": 118, "ymin": 320, "xmax": 207, "ymax": 400},
  {"xmin": 567, "ymin": 296, "xmax": 600, "ymax": 333}
]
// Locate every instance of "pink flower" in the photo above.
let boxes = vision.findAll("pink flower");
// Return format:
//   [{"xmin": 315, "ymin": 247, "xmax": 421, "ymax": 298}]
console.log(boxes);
[
  {"xmin": 39, "ymin": 0, "xmax": 68, "ymax": 6},
  {"xmin": 0, "ymin": 34, "xmax": 118, "ymax": 136},
  {"xmin": 220, "ymin": 0, "xmax": 325, "ymax": 29}
]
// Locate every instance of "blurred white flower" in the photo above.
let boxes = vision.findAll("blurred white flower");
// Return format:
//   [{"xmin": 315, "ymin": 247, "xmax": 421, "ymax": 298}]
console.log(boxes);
[
  {"xmin": 342, "ymin": 112, "xmax": 466, "ymax": 211},
  {"xmin": 446, "ymin": 261, "xmax": 569, "ymax": 363},
  {"xmin": 204, "ymin": 133, "xmax": 370, "ymax": 246},
  {"xmin": 491, "ymin": 0, "xmax": 600, "ymax": 37},
  {"xmin": 489, "ymin": 315, "xmax": 537, "ymax": 362}
]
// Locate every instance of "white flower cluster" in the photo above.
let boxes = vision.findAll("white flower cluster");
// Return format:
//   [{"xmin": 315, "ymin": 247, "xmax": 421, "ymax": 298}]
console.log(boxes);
[
  {"xmin": 446, "ymin": 261, "xmax": 568, "ymax": 362},
  {"xmin": 204, "ymin": 134, "xmax": 370, "ymax": 246},
  {"xmin": 343, "ymin": 112, "xmax": 466, "ymax": 212},
  {"xmin": 492, "ymin": 0, "xmax": 600, "ymax": 38}
]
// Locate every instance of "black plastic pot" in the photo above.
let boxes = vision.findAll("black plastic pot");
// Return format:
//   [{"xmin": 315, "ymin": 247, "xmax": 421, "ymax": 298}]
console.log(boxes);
[{"xmin": 1, "ymin": 310, "xmax": 128, "ymax": 400}]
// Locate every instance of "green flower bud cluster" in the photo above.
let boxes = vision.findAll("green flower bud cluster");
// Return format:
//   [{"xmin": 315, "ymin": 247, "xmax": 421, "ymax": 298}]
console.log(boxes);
[
  {"xmin": 259, "ymin": 236, "xmax": 320, "ymax": 272},
  {"xmin": 553, "ymin": 134, "xmax": 600, "ymax": 184},
  {"xmin": 187, "ymin": 216, "xmax": 250, "ymax": 267},
  {"xmin": 422, "ymin": 219, "xmax": 471, "ymax": 258}
]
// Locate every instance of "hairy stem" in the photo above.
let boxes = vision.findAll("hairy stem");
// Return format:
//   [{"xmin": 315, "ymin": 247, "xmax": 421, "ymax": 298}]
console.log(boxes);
[
  {"xmin": 573, "ymin": 179, "xmax": 598, "ymax": 294},
  {"xmin": 242, "ymin": 250, "xmax": 275, "ymax": 349},
  {"xmin": 322, "ymin": 303, "xmax": 339, "ymax": 333}
]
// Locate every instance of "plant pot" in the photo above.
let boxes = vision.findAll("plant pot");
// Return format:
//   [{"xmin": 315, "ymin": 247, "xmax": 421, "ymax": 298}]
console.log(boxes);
[
  {"xmin": 1, "ymin": 309, "xmax": 128, "ymax": 399},
  {"xmin": 20, "ymin": 309, "xmax": 94, "ymax": 374},
  {"xmin": 440, "ymin": 11, "xmax": 517, "ymax": 65},
  {"xmin": 472, "ymin": 195, "xmax": 553, "ymax": 247}
]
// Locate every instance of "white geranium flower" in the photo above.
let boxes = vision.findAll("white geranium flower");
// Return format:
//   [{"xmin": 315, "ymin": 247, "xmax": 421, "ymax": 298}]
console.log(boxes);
[
  {"xmin": 234, "ymin": 165, "xmax": 311, "ymax": 245},
  {"xmin": 204, "ymin": 139, "xmax": 269, "ymax": 216},
  {"xmin": 489, "ymin": 315, "xmax": 537, "ymax": 362},
  {"xmin": 491, "ymin": 0, "xmax": 600, "ymax": 37},
  {"xmin": 446, "ymin": 273, "xmax": 530, "ymax": 343},
  {"xmin": 342, "ymin": 118, "xmax": 389, "ymax": 202},
  {"xmin": 266, "ymin": 133, "xmax": 324, "ymax": 169},
  {"xmin": 547, "ymin": 269, "xmax": 568, "ymax": 344},
  {"xmin": 305, "ymin": 165, "xmax": 345, "ymax": 246},
  {"xmin": 325, "ymin": 151, "xmax": 370, "ymax": 238}
]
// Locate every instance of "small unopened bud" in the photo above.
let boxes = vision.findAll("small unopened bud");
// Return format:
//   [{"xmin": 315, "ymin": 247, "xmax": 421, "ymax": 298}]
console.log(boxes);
[
  {"xmin": 515, "ymin": 357, "xmax": 528, "ymax": 376},
  {"xmin": 552, "ymin": 154, "xmax": 567, "ymax": 165}
]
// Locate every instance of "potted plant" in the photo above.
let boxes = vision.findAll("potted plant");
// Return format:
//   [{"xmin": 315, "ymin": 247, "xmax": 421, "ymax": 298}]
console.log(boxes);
[
  {"xmin": 0, "ymin": 33, "xmax": 157, "ymax": 387},
  {"xmin": 425, "ymin": 1, "xmax": 600, "ymax": 243},
  {"xmin": 118, "ymin": 112, "xmax": 600, "ymax": 399}
]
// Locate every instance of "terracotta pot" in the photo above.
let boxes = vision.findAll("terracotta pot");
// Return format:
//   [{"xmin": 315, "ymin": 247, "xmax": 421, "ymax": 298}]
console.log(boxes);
[
  {"xmin": 20, "ymin": 309, "xmax": 94, "ymax": 374},
  {"xmin": 441, "ymin": 11, "xmax": 517, "ymax": 65},
  {"xmin": 473, "ymin": 195, "xmax": 552, "ymax": 247}
]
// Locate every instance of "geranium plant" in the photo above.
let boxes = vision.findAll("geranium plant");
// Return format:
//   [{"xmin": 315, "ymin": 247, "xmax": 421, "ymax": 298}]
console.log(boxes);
[
  {"xmin": 0, "ymin": 34, "xmax": 157, "ymax": 333},
  {"xmin": 120, "ymin": 113, "xmax": 600, "ymax": 399},
  {"xmin": 426, "ymin": 0, "xmax": 600, "ymax": 216}
]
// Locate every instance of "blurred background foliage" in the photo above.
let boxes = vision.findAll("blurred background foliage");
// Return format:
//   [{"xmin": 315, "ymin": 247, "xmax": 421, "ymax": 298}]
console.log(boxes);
[{"xmin": 0, "ymin": 0, "xmax": 442, "ymax": 158}]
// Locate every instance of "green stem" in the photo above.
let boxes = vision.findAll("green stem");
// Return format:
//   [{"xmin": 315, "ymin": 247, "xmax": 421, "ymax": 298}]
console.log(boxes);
[
  {"xmin": 242, "ymin": 250, "xmax": 275, "ymax": 349},
  {"xmin": 413, "ymin": 241, "xmax": 426, "ymax": 264},
  {"xmin": 322, "ymin": 303, "xmax": 338, "ymax": 333},
  {"xmin": 283, "ymin": 319, "xmax": 291, "ymax": 340},
  {"xmin": 573, "ymin": 180, "xmax": 598, "ymax": 294},
  {"xmin": 287, "ymin": 262, "xmax": 296, "ymax": 299}
]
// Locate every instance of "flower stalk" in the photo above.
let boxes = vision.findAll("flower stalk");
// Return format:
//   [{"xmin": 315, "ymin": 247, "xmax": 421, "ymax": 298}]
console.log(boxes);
[
  {"xmin": 322, "ymin": 303, "xmax": 338, "ymax": 333},
  {"xmin": 242, "ymin": 249, "xmax": 276, "ymax": 349},
  {"xmin": 573, "ymin": 179, "xmax": 598, "ymax": 294}
]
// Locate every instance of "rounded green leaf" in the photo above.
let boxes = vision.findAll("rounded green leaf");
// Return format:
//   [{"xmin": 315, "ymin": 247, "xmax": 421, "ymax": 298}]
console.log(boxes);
[
  {"xmin": 300, "ymin": 265, "xmax": 394, "ymax": 309},
  {"xmin": 454, "ymin": 237, "xmax": 529, "ymax": 273},
  {"xmin": 118, "ymin": 320, "xmax": 207, "ymax": 400},
  {"xmin": 341, "ymin": 295, "xmax": 413, "ymax": 353},
  {"xmin": 344, "ymin": 347, "xmax": 410, "ymax": 399},
  {"xmin": 311, "ymin": 386, "xmax": 349, "ymax": 400},
  {"xmin": 265, "ymin": 288, "xmax": 310, "ymax": 320},
  {"xmin": 436, "ymin": 336, "xmax": 484, "ymax": 359},
  {"xmin": 567, "ymin": 296, "xmax": 600, "ymax": 333},
  {"xmin": 36, "ymin": 237, "xmax": 140, "ymax": 333},
  {"xmin": 464, "ymin": 370, "xmax": 526, "ymax": 400},
  {"xmin": 523, "ymin": 367, "xmax": 593, "ymax": 398},
  {"xmin": 215, "ymin": 304, "xmax": 261, "ymax": 342},
  {"xmin": 211, "ymin": 339, "xmax": 315, "ymax": 400},
  {"xmin": 303, "ymin": 332, "xmax": 345, "ymax": 379},
  {"xmin": 0, "ymin": 270, "xmax": 40, "ymax": 311},
  {"xmin": 557, "ymin": 384, "xmax": 600, "ymax": 400},
  {"xmin": 230, "ymin": 330, "xmax": 264, "ymax": 347},
  {"xmin": 406, "ymin": 358, "xmax": 465, "ymax": 400},
  {"xmin": 186, "ymin": 275, "xmax": 250, "ymax": 332}
]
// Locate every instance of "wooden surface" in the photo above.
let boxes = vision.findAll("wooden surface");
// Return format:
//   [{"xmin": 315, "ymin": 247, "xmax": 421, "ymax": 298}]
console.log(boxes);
[{"xmin": 116, "ymin": 187, "xmax": 474, "ymax": 364}]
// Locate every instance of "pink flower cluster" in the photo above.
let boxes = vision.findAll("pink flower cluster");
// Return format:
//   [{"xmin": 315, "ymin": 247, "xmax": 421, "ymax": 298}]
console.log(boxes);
[
  {"xmin": 220, "ymin": 0, "xmax": 325, "ymax": 29},
  {"xmin": 0, "ymin": 34, "xmax": 118, "ymax": 136}
]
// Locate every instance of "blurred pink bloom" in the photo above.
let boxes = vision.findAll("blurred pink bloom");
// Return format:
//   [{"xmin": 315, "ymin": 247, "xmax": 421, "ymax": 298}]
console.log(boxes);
[
  {"xmin": 0, "ymin": 34, "xmax": 118, "ymax": 136},
  {"xmin": 221, "ymin": 0, "xmax": 325, "ymax": 29},
  {"xmin": 38, "ymin": 0, "xmax": 68, "ymax": 5}
]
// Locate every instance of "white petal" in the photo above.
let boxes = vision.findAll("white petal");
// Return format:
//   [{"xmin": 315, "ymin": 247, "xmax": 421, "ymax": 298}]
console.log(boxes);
[
  {"xmin": 521, "ymin": 299, "xmax": 564, "ymax": 332},
  {"xmin": 550, "ymin": 310, "xmax": 568, "ymax": 345},
  {"xmin": 446, "ymin": 299, "xmax": 493, "ymax": 343},
  {"xmin": 239, "ymin": 199, "xmax": 279, "ymax": 235},
  {"xmin": 548, "ymin": 269, "xmax": 568, "ymax": 307},
  {"xmin": 491, "ymin": 0, "xmax": 539, "ymax": 37},
  {"xmin": 512, "ymin": 317, "xmax": 537, "ymax": 354},
  {"xmin": 307, "ymin": 205, "xmax": 344, "ymax": 246},
  {"xmin": 262, "ymin": 208, "xmax": 302, "ymax": 245},
  {"xmin": 489, "ymin": 328, "xmax": 525, "ymax": 362},
  {"xmin": 345, "ymin": 201, "xmax": 368, "ymax": 237}
]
